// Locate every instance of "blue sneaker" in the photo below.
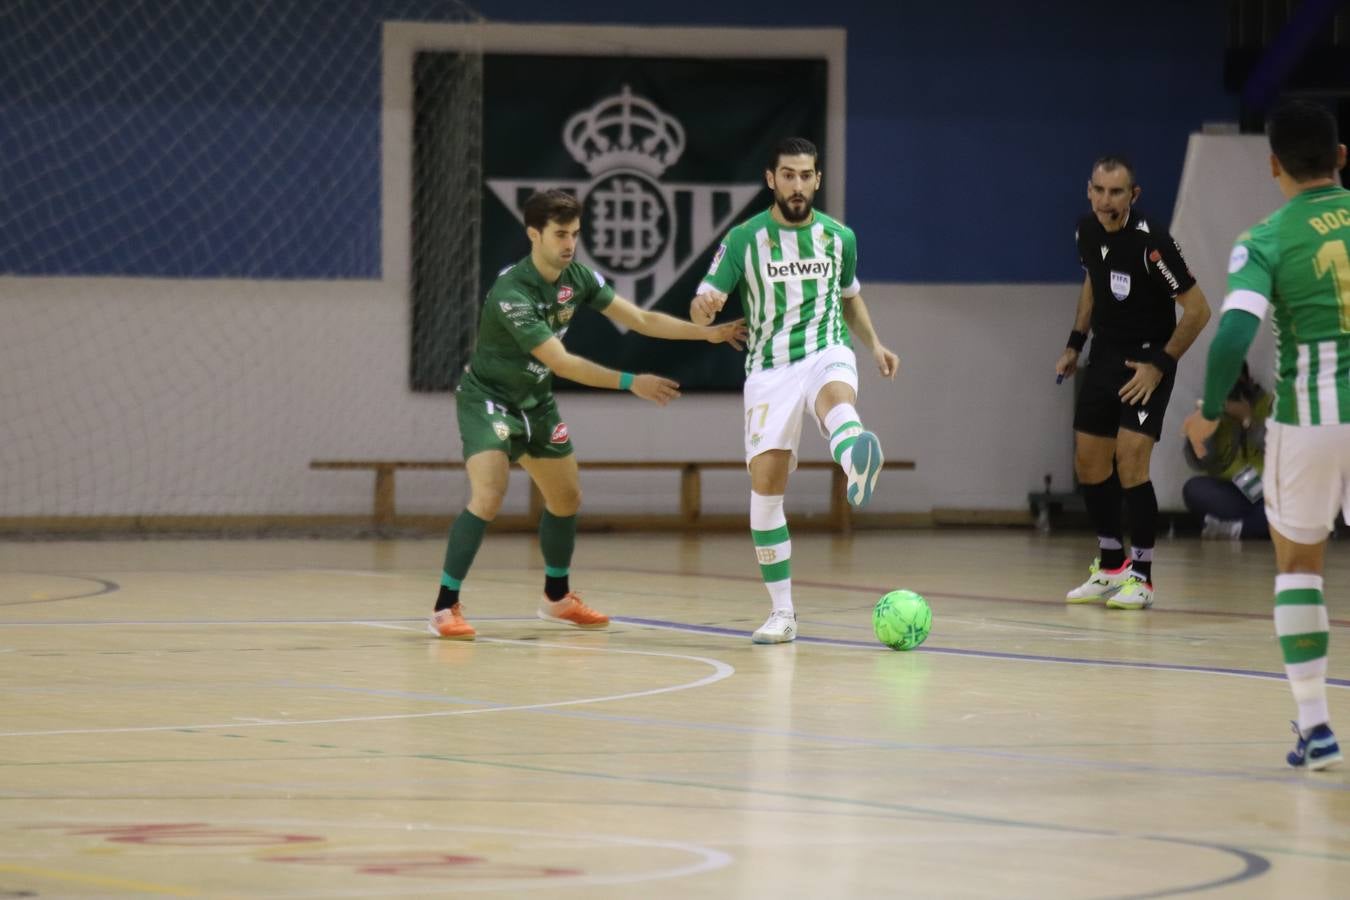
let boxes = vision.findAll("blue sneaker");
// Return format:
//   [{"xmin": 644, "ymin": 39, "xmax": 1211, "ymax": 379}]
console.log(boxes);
[
  {"xmin": 1287, "ymin": 721, "xmax": 1342, "ymax": 770},
  {"xmin": 846, "ymin": 431, "xmax": 884, "ymax": 509}
]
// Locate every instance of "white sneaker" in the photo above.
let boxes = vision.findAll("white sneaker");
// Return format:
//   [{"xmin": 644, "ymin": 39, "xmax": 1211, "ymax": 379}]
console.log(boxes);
[
  {"xmin": 1065, "ymin": 558, "xmax": 1134, "ymax": 603},
  {"xmin": 752, "ymin": 609, "xmax": 797, "ymax": 644},
  {"xmin": 1201, "ymin": 514, "xmax": 1243, "ymax": 540},
  {"xmin": 1106, "ymin": 575, "xmax": 1154, "ymax": 610}
]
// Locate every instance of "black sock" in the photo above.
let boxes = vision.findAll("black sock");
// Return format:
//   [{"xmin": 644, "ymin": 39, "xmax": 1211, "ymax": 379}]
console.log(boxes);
[
  {"xmin": 539, "ymin": 509, "xmax": 576, "ymax": 602},
  {"xmin": 1080, "ymin": 473, "xmax": 1125, "ymax": 569},
  {"xmin": 544, "ymin": 574, "xmax": 570, "ymax": 601},
  {"xmin": 435, "ymin": 585, "xmax": 460, "ymax": 612},
  {"xmin": 1123, "ymin": 481, "xmax": 1158, "ymax": 583},
  {"xmin": 1131, "ymin": 557, "xmax": 1153, "ymax": 583}
]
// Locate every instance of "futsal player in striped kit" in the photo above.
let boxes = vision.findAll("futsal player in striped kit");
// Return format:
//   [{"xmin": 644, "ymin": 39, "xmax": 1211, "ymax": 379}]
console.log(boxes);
[
  {"xmin": 1185, "ymin": 98, "xmax": 1350, "ymax": 769},
  {"xmin": 691, "ymin": 137, "xmax": 899, "ymax": 644}
]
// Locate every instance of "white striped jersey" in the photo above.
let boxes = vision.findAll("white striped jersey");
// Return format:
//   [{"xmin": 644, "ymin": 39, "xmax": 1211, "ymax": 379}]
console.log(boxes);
[
  {"xmin": 1225, "ymin": 185, "xmax": 1350, "ymax": 426},
  {"xmin": 699, "ymin": 208, "xmax": 860, "ymax": 373}
]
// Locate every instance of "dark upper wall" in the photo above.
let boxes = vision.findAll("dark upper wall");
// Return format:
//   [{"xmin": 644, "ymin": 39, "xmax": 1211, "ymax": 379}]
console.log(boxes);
[{"xmin": 0, "ymin": 0, "xmax": 1233, "ymax": 281}]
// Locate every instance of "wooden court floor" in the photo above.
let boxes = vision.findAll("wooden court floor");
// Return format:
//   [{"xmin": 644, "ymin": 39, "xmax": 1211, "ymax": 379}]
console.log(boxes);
[{"xmin": 2, "ymin": 529, "xmax": 1349, "ymax": 899}]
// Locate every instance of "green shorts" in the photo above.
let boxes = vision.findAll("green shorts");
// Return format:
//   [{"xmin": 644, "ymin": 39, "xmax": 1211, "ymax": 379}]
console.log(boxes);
[{"xmin": 456, "ymin": 386, "xmax": 573, "ymax": 462}]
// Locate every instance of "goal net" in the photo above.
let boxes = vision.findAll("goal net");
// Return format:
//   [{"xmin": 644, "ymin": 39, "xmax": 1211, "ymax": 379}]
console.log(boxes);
[{"xmin": 0, "ymin": 1, "xmax": 485, "ymax": 533}]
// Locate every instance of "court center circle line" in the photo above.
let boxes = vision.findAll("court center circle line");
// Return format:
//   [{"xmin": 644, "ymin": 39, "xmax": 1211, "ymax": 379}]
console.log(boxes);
[{"xmin": 0, "ymin": 627, "xmax": 735, "ymax": 738}]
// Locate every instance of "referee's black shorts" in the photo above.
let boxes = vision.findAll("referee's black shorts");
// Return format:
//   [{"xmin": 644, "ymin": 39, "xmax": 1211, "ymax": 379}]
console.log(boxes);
[{"xmin": 1073, "ymin": 341, "xmax": 1176, "ymax": 442}]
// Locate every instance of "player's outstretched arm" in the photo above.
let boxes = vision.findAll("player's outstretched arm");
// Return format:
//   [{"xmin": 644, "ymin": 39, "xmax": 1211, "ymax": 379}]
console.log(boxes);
[
  {"xmin": 841, "ymin": 293, "xmax": 899, "ymax": 378},
  {"xmin": 529, "ymin": 336, "xmax": 680, "ymax": 406},
  {"xmin": 690, "ymin": 288, "xmax": 728, "ymax": 326},
  {"xmin": 603, "ymin": 295, "xmax": 746, "ymax": 349}
]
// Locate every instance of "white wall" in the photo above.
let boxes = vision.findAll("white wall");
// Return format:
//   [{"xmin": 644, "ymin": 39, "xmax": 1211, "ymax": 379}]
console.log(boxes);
[
  {"xmin": 0, "ymin": 278, "xmax": 1077, "ymax": 518},
  {"xmin": 3, "ymin": 133, "xmax": 1285, "ymax": 523},
  {"xmin": 5, "ymin": 23, "xmax": 1272, "ymax": 525},
  {"xmin": 1161, "ymin": 134, "xmax": 1286, "ymax": 507}
]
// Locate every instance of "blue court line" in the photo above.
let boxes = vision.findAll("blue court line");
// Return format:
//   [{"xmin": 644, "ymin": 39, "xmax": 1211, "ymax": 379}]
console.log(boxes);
[
  {"xmin": 612, "ymin": 616, "xmax": 1350, "ymax": 688},
  {"xmin": 926, "ymin": 587, "xmax": 1350, "ymax": 629},
  {"xmin": 350, "ymin": 687, "xmax": 1350, "ymax": 792},
  {"xmin": 11, "ymin": 611, "xmax": 1346, "ymax": 688},
  {"xmin": 600, "ymin": 564, "xmax": 1350, "ymax": 627}
]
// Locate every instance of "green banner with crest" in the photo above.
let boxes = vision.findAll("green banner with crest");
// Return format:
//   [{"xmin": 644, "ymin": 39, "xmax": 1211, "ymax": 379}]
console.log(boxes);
[{"xmin": 477, "ymin": 54, "xmax": 828, "ymax": 392}]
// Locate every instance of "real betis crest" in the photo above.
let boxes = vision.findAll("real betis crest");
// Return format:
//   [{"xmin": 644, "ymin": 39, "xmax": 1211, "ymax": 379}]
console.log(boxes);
[{"xmin": 487, "ymin": 85, "xmax": 762, "ymax": 315}]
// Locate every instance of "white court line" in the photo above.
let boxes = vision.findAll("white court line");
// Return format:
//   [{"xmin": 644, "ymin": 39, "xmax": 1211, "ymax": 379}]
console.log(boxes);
[
  {"xmin": 302, "ymin": 570, "xmax": 400, "ymax": 577},
  {"xmin": 0, "ymin": 624, "xmax": 735, "ymax": 738}
]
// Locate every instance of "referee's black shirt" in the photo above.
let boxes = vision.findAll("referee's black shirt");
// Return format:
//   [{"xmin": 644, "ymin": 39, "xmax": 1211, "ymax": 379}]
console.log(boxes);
[{"xmin": 1075, "ymin": 210, "xmax": 1196, "ymax": 350}]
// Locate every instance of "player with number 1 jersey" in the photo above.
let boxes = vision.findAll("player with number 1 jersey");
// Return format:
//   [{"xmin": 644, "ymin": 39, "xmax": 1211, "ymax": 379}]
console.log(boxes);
[
  {"xmin": 1185, "ymin": 99, "xmax": 1350, "ymax": 770},
  {"xmin": 1226, "ymin": 186, "xmax": 1350, "ymax": 427}
]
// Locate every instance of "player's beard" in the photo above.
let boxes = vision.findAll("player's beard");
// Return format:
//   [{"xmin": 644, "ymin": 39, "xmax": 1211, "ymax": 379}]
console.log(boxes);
[{"xmin": 775, "ymin": 193, "xmax": 813, "ymax": 224}]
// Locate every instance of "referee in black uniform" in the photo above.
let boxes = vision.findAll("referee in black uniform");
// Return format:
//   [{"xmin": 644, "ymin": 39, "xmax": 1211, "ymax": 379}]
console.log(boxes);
[{"xmin": 1055, "ymin": 156, "xmax": 1211, "ymax": 610}]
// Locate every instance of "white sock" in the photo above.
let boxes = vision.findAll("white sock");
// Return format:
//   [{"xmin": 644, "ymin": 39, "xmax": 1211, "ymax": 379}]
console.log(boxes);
[
  {"xmin": 764, "ymin": 580, "xmax": 793, "ymax": 614},
  {"xmin": 1274, "ymin": 573, "xmax": 1330, "ymax": 733},
  {"xmin": 750, "ymin": 491, "xmax": 792, "ymax": 613},
  {"xmin": 824, "ymin": 403, "xmax": 864, "ymax": 468},
  {"xmin": 1290, "ymin": 658, "xmax": 1331, "ymax": 735}
]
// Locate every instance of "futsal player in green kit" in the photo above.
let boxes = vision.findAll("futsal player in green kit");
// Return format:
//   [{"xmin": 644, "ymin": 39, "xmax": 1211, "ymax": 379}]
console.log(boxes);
[
  {"xmin": 430, "ymin": 189, "xmax": 747, "ymax": 640},
  {"xmin": 691, "ymin": 137, "xmax": 899, "ymax": 644},
  {"xmin": 1184, "ymin": 99, "xmax": 1350, "ymax": 770}
]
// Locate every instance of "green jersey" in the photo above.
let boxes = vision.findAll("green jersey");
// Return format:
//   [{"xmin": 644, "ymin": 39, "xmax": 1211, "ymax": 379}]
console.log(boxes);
[
  {"xmin": 1225, "ymin": 184, "xmax": 1350, "ymax": 425},
  {"xmin": 700, "ymin": 208, "xmax": 859, "ymax": 373},
  {"xmin": 459, "ymin": 255, "xmax": 615, "ymax": 410}
]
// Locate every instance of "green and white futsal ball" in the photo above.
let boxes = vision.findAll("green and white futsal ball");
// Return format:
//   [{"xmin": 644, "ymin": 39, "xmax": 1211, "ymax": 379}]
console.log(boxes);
[{"xmin": 873, "ymin": 590, "xmax": 932, "ymax": 651}]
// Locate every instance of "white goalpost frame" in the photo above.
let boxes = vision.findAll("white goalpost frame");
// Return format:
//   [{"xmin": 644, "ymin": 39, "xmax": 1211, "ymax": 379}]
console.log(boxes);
[{"xmin": 380, "ymin": 21, "xmax": 849, "ymax": 290}]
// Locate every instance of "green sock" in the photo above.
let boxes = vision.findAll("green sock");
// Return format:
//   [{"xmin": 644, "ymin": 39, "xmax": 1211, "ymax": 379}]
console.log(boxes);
[
  {"xmin": 539, "ymin": 509, "xmax": 577, "ymax": 600},
  {"xmin": 440, "ymin": 509, "xmax": 488, "ymax": 591}
]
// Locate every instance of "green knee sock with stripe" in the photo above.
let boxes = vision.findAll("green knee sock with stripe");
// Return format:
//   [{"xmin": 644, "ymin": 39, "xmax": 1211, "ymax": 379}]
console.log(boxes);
[
  {"xmin": 539, "ymin": 509, "xmax": 577, "ymax": 601},
  {"xmin": 824, "ymin": 403, "xmax": 864, "ymax": 469},
  {"xmin": 1275, "ymin": 572, "xmax": 1330, "ymax": 734},
  {"xmin": 437, "ymin": 509, "xmax": 489, "ymax": 610},
  {"xmin": 750, "ymin": 491, "xmax": 792, "ymax": 613}
]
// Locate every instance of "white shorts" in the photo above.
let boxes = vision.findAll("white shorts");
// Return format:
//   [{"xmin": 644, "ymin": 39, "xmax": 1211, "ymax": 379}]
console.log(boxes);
[
  {"xmin": 743, "ymin": 345, "xmax": 860, "ymax": 469},
  {"xmin": 1264, "ymin": 420, "xmax": 1350, "ymax": 544}
]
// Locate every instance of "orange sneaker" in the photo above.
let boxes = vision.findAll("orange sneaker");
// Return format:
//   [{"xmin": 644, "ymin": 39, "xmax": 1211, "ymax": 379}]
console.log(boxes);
[
  {"xmin": 537, "ymin": 592, "xmax": 609, "ymax": 629},
  {"xmin": 428, "ymin": 604, "xmax": 476, "ymax": 640}
]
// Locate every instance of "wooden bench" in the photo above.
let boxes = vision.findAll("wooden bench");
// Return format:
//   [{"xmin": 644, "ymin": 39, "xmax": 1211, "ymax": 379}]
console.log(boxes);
[{"xmin": 310, "ymin": 458, "xmax": 915, "ymax": 532}]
